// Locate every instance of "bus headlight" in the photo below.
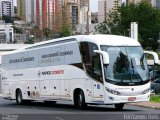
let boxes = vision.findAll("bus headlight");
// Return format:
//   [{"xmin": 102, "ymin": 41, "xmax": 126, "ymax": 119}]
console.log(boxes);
[
  {"xmin": 105, "ymin": 87, "xmax": 121, "ymax": 95},
  {"xmin": 143, "ymin": 88, "xmax": 150, "ymax": 94}
]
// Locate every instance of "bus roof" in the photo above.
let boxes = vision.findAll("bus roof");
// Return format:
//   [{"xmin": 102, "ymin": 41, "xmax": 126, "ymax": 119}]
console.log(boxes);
[
  {"xmin": 80, "ymin": 34, "xmax": 141, "ymax": 46},
  {"xmin": 3, "ymin": 35, "xmax": 141, "ymax": 55}
]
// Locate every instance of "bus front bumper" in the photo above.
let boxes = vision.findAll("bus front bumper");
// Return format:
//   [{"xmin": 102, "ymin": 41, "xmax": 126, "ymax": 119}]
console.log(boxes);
[{"xmin": 104, "ymin": 93, "xmax": 150, "ymax": 104}]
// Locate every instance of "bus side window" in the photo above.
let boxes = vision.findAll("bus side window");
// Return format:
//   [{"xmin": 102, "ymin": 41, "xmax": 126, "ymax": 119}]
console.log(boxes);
[{"xmin": 81, "ymin": 42, "xmax": 103, "ymax": 82}]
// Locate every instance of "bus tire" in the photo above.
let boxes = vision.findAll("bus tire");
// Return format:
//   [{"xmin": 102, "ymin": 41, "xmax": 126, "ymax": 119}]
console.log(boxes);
[
  {"xmin": 114, "ymin": 103, "xmax": 124, "ymax": 110},
  {"xmin": 16, "ymin": 89, "xmax": 24, "ymax": 105},
  {"xmin": 74, "ymin": 90, "xmax": 86, "ymax": 109}
]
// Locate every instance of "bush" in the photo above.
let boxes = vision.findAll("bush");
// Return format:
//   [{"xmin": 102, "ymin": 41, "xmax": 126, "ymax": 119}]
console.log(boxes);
[{"xmin": 150, "ymin": 95, "xmax": 160, "ymax": 102}]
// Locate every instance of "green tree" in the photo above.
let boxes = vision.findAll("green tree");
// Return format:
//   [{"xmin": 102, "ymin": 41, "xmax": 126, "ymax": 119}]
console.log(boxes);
[
  {"xmin": 12, "ymin": 25, "xmax": 22, "ymax": 33},
  {"xmin": 95, "ymin": 2, "xmax": 160, "ymax": 50},
  {"xmin": 2, "ymin": 15, "xmax": 14, "ymax": 23},
  {"xmin": 25, "ymin": 37, "xmax": 34, "ymax": 44},
  {"xmin": 43, "ymin": 28, "xmax": 52, "ymax": 39},
  {"xmin": 60, "ymin": 26, "xmax": 71, "ymax": 37}
]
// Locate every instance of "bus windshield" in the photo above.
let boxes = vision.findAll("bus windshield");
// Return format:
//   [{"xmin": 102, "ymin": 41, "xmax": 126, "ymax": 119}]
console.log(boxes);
[{"xmin": 101, "ymin": 46, "xmax": 149, "ymax": 86}]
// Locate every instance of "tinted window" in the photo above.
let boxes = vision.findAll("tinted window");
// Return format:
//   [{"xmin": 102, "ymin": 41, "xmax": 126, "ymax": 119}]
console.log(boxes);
[{"xmin": 81, "ymin": 42, "xmax": 102, "ymax": 82}]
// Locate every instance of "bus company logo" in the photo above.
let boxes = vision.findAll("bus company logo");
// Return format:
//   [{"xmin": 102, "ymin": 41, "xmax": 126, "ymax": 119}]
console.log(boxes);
[{"xmin": 37, "ymin": 70, "xmax": 64, "ymax": 77}]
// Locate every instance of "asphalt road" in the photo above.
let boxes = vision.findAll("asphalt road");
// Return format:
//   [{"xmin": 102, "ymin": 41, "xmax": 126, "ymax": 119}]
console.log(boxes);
[{"xmin": 0, "ymin": 97, "xmax": 159, "ymax": 120}]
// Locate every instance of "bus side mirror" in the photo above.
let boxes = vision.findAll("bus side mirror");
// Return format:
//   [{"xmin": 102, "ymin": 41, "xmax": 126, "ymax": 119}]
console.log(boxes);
[
  {"xmin": 94, "ymin": 50, "xmax": 109, "ymax": 65},
  {"xmin": 144, "ymin": 51, "xmax": 160, "ymax": 65}
]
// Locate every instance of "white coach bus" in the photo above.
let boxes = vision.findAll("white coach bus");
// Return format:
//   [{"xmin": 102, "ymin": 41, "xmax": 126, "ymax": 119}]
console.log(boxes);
[{"xmin": 1, "ymin": 35, "xmax": 159, "ymax": 110}]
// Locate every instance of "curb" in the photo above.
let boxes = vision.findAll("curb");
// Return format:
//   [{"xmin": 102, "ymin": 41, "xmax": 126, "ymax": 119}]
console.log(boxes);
[{"xmin": 129, "ymin": 103, "xmax": 160, "ymax": 110}]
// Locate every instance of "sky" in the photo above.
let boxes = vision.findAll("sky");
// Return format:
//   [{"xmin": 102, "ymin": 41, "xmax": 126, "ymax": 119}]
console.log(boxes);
[{"xmin": 90, "ymin": 0, "xmax": 98, "ymax": 12}]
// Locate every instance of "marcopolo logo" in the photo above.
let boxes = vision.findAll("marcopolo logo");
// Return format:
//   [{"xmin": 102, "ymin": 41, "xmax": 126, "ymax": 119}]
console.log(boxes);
[
  {"xmin": 37, "ymin": 70, "xmax": 51, "ymax": 77},
  {"xmin": 37, "ymin": 71, "xmax": 41, "ymax": 77},
  {"xmin": 38, "ymin": 70, "xmax": 64, "ymax": 77},
  {"xmin": 41, "ymin": 71, "xmax": 52, "ymax": 75}
]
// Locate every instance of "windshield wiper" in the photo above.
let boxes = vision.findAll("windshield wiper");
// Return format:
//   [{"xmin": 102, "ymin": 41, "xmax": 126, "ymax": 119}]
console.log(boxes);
[{"xmin": 130, "ymin": 58, "xmax": 144, "ymax": 82}]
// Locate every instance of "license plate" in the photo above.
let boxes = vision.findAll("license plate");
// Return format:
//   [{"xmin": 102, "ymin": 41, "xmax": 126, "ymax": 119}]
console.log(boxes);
[{"xmin": 128, "ymin": 97, "xmax": 136, "ymax": 101}]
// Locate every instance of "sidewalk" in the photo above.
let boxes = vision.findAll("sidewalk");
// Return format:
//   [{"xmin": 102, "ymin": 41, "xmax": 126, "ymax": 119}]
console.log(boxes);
[{"xmin": 130, "ymin": 102, "xmax": 160, "ymax": 109}]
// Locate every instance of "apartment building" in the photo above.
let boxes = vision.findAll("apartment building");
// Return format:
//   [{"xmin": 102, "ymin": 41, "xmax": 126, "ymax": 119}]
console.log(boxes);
[
  {"xmin": 0, "ymin": 0, "xmax": 14, "ymax": 17},
  {"xmin": 151, "ymin": 0, "xmax": 160, "ymax": 9},
  {"xmin": 127, "ymin": 0, "xmax": 160, "ymax": 9},
  {"xmin": 17, "ymin": 0, "xmax": 35, "ymax": 23},
  {"xmin": 36, "ymin": 0, "xmax": 62, "ymax": 32},
  {"xmin": 79, "ymin": 0, "xmax": 91, "ymax": 24},
  {"xmin": 17, "ymin": 0, "xmax": 25, "ymax": 20},
  {"xmin": 62, "ymin": 0, "xmax": 80, "ymax": 32},
  {"xmin": 127, "ymin": 0, "xmax": 155, "ymax": 4},
  {"xmin": 98, "ymin": 0, "xmax": 122, "ymax": 23},
  {"xmin": 156, "ymin": 0, "xmax": 160, "ymax": 9},
  {"xmin": 127, "ymin": 0, "xmax": 141, "ymax": 4},
  {"xmin": 17, "ymin": 0, "xmax": 91, "ymax": 34}
]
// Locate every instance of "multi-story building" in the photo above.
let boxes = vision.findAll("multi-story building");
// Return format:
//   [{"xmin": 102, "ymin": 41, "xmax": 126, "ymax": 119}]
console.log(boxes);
[
  {"xmin": 127, "ymin": 0, "xmax": 160, "ymax": 9},
  {"xmin": 36, "ymin": 0, "xmax": 62, "ymax": 32},
  {"xmin": 127, "ymin": 0, "xmax": 141, "ymax": 4},
  {"xmin": 151, "ymin": 0, "xmax": 160, "ymax": 9},
  {"xmin": 17, "ymin": 0, "xmax": 25, "ymax": 20},
  {"xmin": 0, "ymin": 0, "xmax": 14, "ymax": 17},
  {"xmin": 156, "ymin": 0, "xmax": 160, "ymax": 9},
  {"xmin": 52, "ymin": 0, "xmax": 62, "ymax": 33},
  {"xmin": 26, "ymin": 0, "xmax": 35, "ymax": 23},
  {"xmin": 17, "ymin": 0, "xmax": 35, "ymax": 23},
  {"xmin": 17, "ymin": 0, "xmax": 62, "ymax": 32},
  {"xmin": 17, "ymin": 0, "xmax": 91, "ymax": 34},
  {"xmin": 126, "ymin": 0, "xmax": 155, "ymax": 4},
  {"xmin": 98, "ymin": 0, "xmax": 106, "ymax": 23},
  {"xmin": 62, "ymin": 0, "xmax": 80, "ymax": 32},
  {"xmin": 98, "ymin": 0, "xmax": 121, "ymax": 23},
  {"xmin": 79, "ymin": 0, "xmax": 91, "ymax": 25}
]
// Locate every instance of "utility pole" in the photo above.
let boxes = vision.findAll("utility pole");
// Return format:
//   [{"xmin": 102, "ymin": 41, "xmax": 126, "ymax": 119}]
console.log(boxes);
[
  {"xmin": 86, "ymin": 1, "xmax": 90, "ymax": 35},
  {"xmin": 131, "ymin": 22, "xmax": 138, "ymax": 40},
  {"xmin": 104, "ymin": 0, "xmax": 107, "ymax": 22}
]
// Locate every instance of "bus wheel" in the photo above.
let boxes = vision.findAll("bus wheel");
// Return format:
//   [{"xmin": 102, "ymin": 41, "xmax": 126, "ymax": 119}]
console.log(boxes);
[
  {"xmin": 16, "ymin": 89, "xmax": 23, "ymax": 105},
  {"xmin": 114, "ymin": 103, "xmax": 124, "ymax": 110},
  {"xmin": 76, "ymin": 91, "xmax": 86, "ymax": 109}
]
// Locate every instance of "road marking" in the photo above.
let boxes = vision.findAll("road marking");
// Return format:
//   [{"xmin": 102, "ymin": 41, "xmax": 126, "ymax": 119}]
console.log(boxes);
[{"xmin": 55, "ymin": 116, "xmax": 64, "ymax": 120}]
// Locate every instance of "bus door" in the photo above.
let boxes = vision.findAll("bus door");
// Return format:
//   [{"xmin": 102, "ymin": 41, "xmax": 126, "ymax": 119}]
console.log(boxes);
[
  {"xmin": 92, "ymin": 54, "xmax": 104, "ymax": 102},
  {"xmin": 85, "ymin": 78, "xmax": 93, "ymax": 102},
  {"xmin": 81, "ymin": 42, "xmax": 104, "ymax": 102}
]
